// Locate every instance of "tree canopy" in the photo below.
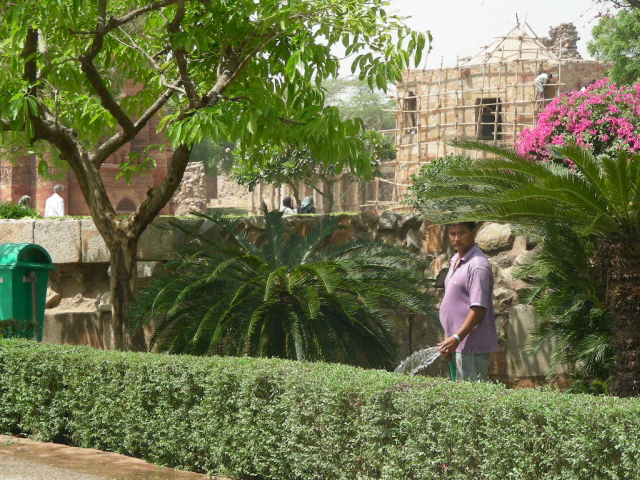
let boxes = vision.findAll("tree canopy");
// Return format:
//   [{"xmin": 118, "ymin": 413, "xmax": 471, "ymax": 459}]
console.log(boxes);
[
  {"xmin": 1, "ymin": 0, "xmax": 426, "ymax": 176},
  {"xmin": 0, "ymin": 0, "xmax": 428, "ymax": 349},
  {"xmin": 323, "ymin": 76, "xmax": 396, "ymax": 131},
  {"xmin": 231, "ymin": 130, "xmax": 395, "ymax": 211},
  {"xmin": 589, "ymin": 8, "xmax": 640, "ymax": 85}
]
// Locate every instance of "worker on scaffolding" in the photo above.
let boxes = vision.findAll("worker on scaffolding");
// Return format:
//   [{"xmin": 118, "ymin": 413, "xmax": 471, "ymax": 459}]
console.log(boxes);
[{"xmin": 533, "ymin": 72, "xmax": 553, "ymax": 103}]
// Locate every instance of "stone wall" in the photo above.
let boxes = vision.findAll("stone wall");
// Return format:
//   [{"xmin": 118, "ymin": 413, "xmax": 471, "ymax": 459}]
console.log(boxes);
[
  {"xmin": 173, "ymin": 163, "xmax": 210, "ymax": 215},
  {"xmin": 0, "ymin": 214, "xmax": 566, "ymax": 386}
]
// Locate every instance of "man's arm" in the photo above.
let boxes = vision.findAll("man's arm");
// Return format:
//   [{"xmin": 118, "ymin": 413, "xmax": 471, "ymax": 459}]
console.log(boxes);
[{"xmin": 437, "ymin": 306, "xmax": 486, "ymax": 355}]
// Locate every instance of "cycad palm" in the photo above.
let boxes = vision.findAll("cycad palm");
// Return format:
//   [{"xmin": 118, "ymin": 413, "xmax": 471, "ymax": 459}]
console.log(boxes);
[
  {"xmin": 427, "ymin": 140, "xmax": 640, "ymax": 396},
  {"xmin": 130, "ymin": 206, "xmax": 429, "ymax": 370}
]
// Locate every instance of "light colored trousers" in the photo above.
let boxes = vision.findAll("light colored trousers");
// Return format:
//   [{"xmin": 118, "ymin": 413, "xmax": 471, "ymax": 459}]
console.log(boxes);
[{"xmin": 454, "ymin": 352, "xmax": 491, "ymax": 382}]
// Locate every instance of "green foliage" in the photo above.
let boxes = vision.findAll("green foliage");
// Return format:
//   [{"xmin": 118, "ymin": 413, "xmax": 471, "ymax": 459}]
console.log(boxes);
[
  {"xmin": 231, "ymin": 130, "xmax": 395, "ymax": 211},
  {"xmin": 0, "ymin": 0, "xmax": 430, "ymax": 343},
  {"xmin": 0, "ymin": 201, "xmax": 40, "ymax": 219},
  {"xmin": 588, "ymin": 8, "xmax": 640, "ymax": 85},
  {"xmin": 323, "ymin": 76, "xmax": 396, "ymax": 131},
  {"xmin": 0, "ymin": 320, "xmax": 36, "ymax": 339},
  {"xmin": 418, "ymin": 141, "xmax": 640, "ymax": 240},
  {"xmin": 0, "ymin": 0, "xmax": 428, "ymax": 177},
  {"xmin": 409, "ymin": 142, "xmax": 640, "ymax": 391},
  {"xmin": 515, "ymin": 226, "xmax": 614, "ymax": 389},
  {"xmin": 129, "ymin": 206, "xmax": 427, "ymax": 369},
  {"xmin": 189, "ymin": 137, "xmax": 235, "ymax": 177},
  {"xmin": 232, "ymin": 130, "xmax": 395, "ymax": 189},
  {"xmin": 1, "ymin": 340, "xmax": 640, "ymax": 479},
  {"xmin": 404, "ymin": 154, "xmax": 475, "ymax": 223}
]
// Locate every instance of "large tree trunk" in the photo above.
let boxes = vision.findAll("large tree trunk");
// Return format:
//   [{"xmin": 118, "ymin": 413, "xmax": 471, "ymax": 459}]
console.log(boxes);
[
  {"xmin": 108, "ymin": 235, "xmax": 146, "ymax": 351},
  {"xmin": 600, "ymin": 237, "xmax": 640, "ymax": 397}
]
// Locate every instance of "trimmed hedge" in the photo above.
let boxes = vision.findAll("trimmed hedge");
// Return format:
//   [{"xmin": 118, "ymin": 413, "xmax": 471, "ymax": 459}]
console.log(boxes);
[{"xmin": 0, "ymin": 340, "xmax": 638, "ymax": 480}]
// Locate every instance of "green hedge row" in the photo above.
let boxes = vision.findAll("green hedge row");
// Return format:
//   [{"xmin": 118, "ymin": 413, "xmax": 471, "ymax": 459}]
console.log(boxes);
[{"xmin": 0, "ymin": 340, "xmax": 638, "ymax": 480}]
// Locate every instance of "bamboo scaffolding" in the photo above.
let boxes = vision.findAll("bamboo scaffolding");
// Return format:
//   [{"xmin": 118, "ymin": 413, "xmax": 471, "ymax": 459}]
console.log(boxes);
[{"xmin": 362, "ymin": 22, "xmax": 580, "ymax": 211}]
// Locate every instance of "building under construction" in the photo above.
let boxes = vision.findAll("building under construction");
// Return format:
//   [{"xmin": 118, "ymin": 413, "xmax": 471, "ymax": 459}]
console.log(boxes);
[
  {"xmin": 240, "ymin": 22, "xmax": 609, "ymax": 214},
  {"xmin": 366, "ymin": 22, "xmax": 610, "ymax": 211}
]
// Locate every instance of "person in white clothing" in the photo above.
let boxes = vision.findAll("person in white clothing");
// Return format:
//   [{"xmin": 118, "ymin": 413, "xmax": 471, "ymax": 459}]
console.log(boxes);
[
  {"xmin": 279, "ymin": 196, "xmax": 295, "ymax": 215},
  {"xmin": 44, "ymin": 184, "xmax": 65, "ymax": 217},
  {"xmin": 533, "ymin": 72, "xmax": 552, "ymax": 101}
]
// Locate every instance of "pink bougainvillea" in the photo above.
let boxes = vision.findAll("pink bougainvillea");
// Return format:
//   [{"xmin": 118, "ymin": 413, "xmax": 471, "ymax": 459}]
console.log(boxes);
[{"xmin": 516, "ymin": 78, "xmax": 640, "ymax": 165}]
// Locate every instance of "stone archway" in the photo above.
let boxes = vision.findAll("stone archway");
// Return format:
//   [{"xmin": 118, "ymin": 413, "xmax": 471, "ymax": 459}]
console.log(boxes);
[{"xmin": 116, "ymin": 197, "xmax": 136, "ymax": 214}]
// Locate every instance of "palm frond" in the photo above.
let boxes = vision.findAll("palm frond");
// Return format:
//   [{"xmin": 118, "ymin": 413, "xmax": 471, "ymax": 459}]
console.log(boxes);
[
  {"xmin": 550, "ymin": 144, "xmax": 608, "ymax": 198},
  {"xmin": 129, "ymin": 209, "xmax": 431, "ymax": 370},
  {"xmin": 448, "ymin": 138, "xmax": 524, "ymax": 163}
]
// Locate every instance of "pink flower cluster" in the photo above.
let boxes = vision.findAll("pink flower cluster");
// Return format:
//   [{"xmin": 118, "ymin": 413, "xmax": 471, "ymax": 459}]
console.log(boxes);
[{"xmin": 516, "ymin": 78, "xmax": 640, "ymax": 165}]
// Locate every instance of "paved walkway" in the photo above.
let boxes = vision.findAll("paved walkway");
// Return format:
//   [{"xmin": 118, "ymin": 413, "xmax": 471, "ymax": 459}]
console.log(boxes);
[{"xmin": 0, "ymin": 436, "xmax": 226, "ymax": 480}]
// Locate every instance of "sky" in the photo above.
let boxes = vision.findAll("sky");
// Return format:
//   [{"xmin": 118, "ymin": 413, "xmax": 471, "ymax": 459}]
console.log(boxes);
[{"xmin": 375, "ymin": 0, "xmax": 605, "ymax": 69}]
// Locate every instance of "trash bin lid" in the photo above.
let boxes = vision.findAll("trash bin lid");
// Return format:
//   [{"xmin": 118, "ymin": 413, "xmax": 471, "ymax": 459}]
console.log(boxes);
[{"xmin": 0, "ymin": 243, "xmax": 55, "ymax": 270}]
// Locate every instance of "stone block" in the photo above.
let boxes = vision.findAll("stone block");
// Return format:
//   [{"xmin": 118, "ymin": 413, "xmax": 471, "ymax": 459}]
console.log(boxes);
[
  {"xmin": 43, "ymin": 310, "xmax": 104, "ymax": 348},
  {"xmin": 138, "ymin": 218, "xmax": 175, "ymax": 260},
  {"xmin": 137, "ymin": 261, "xmax": 161, "ymax": 278},
  {"xmin": 476, "ymin": 223, "xmax": 514, "ymax": 252},
  {"xmin": 505, "ymin": 305, "xmax": 565, "ymax": 378},
  {"xmin": 248, "ymin": 215, "xmax": 266, "ymax": 229},
  {"xmin": 171, "ymin": 217, "xmax": 204, "ymax": 247},
  {"xmin": 80, "ymin": 220, "xmax": 110, "ymax": 263},
  {"xmin": 45, "ymin": 287, "xmax": 61, "ymax": 309},
  {"xmin": 397, "ymin": 214, "xmax": 422, "ymax": 232},
  {"xmin": 98, "ymin": 292, "xmax": 112, "ymax": 312},
  {"xmin": 433, "ymin": 267, "xmax": 448, "ymax": 288},
  {"xmin": 421, "ymin": 223, "xmax": 446, "ymax": 253},
  {"xmin": 0, "ymin": 219, "xmax": 34, "ymax": 244},
  {"xmin": 493, "ymin": 287, "xmax": 517, "ymax": 312},
  {"xmin": 34, "ymin": 219, "xmax": 81, "ymax": 263},
  {"xmin": 378, "ymin": 211, "xmax": 400, "ymax": 230},
  {"xmin": 404, "ymin": 228, "xmax": 423, "ymax": 250},
  {"xmin": 511, "ymin": 235, "xmax": 528, "ymax": 255}
]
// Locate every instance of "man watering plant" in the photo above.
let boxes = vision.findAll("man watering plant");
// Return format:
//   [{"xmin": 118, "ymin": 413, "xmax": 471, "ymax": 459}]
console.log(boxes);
[{"xmin": 437, "ymin": 222, "xmax": 497, "ymax": 381}]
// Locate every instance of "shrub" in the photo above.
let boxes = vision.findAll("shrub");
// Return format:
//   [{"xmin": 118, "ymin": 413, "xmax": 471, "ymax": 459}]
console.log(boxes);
[
  {"xmin": 516, "ymin": 78, "xmax": 640, "ymax": 163},
  {"xmin": 130, "ymin": 207, "xmax": 429, "ymax": 370},
  {"xmin": 404, "ymin": 154, "xmax": 475, "ymax": 223},
  {"xmin": 0, "ymin": 319, "xmax": 37, "ymax": 339},
  {"xmin": 0, "ymin": 340, "xmax": 639, "ymax": 479},
  {"xmin": 0, "ymin": 201, "xmax": 39, "ymax": 219},
  {"xmin": 515, "ymin": 226, "xmax": 613, "ymax": 392}
]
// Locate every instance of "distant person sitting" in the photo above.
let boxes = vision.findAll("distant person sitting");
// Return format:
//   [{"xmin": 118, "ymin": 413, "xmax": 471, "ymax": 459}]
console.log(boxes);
[
  {"xmin": 279, "ymin": 196, "xmax": 295, "ymax": 215},
  {"xmin": 534, "ymin": 72, "xmax": 553, "ymax": 100},
  {"xmin": 44, "ymin": 184, "xmax": 64, "ymax": 217},
  {"xmin": 17, "ymin": 195, "xmax": 31, "ymax": 210},
  {"xmin": 298, "ymin": 196, "xmax": 316, "ymax": 214}
]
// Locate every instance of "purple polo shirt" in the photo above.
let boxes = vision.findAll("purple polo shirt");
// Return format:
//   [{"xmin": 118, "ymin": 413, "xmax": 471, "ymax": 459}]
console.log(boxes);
[{"xmin": 439, "ymin": 243, "xmax": 498, "ymax": 354}]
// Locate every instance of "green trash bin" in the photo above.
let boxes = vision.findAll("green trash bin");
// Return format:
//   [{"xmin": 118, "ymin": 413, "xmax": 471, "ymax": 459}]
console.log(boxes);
[{"xmin": 0, "ymin": 243, "xmax": 55, "ymax": 341}]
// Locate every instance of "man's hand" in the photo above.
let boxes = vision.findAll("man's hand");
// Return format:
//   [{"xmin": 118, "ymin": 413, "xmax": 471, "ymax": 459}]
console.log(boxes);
[{"xmin": 437, "ymin": 336, "xmax": 459, "ymax": 355}]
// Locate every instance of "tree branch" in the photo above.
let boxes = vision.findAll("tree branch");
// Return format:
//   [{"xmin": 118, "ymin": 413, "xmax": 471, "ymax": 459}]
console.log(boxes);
[
  {"xmin": 68, "ymin": 0, "xmax": 210, "ymax": 38},
  {"xmin": 201, "ymin": 30, "xmax": 279, "ymax": 107},
  {"xmin": 36, "ymin": 57, "xmax": 80, "ymax": 82},
  {"xmin": 22, "ymin": 28, "xmax": 39, "ymax": 90},
  {"xmin": 92, "ymin": 84, "xmax": 177, "ymax": 165},
  {"xmin": 167, "ymin": 0, "xmax": 199, "ymax": 107},
  {"xmin": 80, "ymin": 61, "xmax": 135, "ymax": 132},
  {"xmin": 78, "ymin": 0, "xmax": 135, "ymax": 132},
  {"xmin": 111, "ymin": 28, "xmax": 186, "ymax": 95},
  {"xmin": 128, "ymin": 144, "xmax": 191, "ymax": 235},
  {"xmin": 310, "ymin": 184, "xmax": 331, "ymax": 199},
  {"xmin": 621, "ymin": 0, "xmax": 640, "ymax": 8}
]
